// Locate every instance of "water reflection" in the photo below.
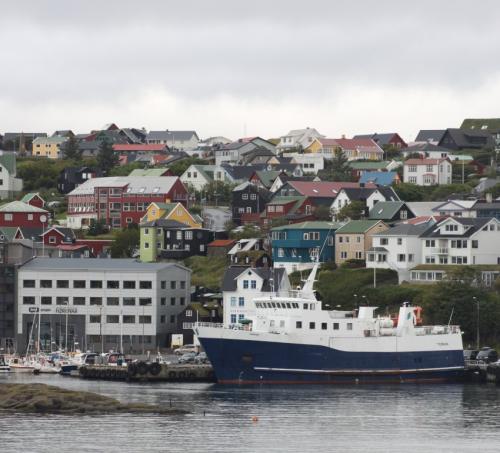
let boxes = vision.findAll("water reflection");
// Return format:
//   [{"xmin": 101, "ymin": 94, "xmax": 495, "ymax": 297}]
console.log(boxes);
[{"xmin": 1, "ymin": 374, "xmax": 500, "ymax": 453}]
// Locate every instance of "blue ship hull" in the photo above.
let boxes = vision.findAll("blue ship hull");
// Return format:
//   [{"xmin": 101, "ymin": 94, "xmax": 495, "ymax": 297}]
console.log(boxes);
[{"xmin": 199, "ymin": 337, "xmax": 465, "ymax": 384}]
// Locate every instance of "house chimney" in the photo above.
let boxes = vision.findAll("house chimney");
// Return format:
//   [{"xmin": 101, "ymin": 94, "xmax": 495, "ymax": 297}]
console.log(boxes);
[
  {"xmin": 341, "ymin": 134, "xmax": 346, "ymax": 139},
  {"xmin": 486, "ymin": 192, "xmax": 493, "ymax": 203}
]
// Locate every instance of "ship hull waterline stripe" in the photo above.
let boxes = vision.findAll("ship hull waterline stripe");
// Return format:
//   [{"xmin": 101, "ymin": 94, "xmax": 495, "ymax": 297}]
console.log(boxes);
[
  {"xmin": 218, "ymin": 377, "xmax": 454, "ymax": 385},
  {"xmin": 253, "ymin": 366, "xmax": 464, "ymax": 375}
]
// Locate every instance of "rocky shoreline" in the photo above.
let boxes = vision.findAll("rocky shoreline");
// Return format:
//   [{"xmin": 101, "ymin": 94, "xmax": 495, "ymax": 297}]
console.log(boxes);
[{"xmin": 0, "ymin": 383, "xmax": 188, "ymax": 415}]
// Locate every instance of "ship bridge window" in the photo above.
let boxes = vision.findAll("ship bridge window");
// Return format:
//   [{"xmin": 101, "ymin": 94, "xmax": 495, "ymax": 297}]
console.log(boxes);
[
  {"xmin": 270, "ymin": 320, "xmax": 275, "ymax": 327},
  {"xmin": 347, "ymin": 323, "xmax": 353, "ymax": 330},
  {"xmin": 296, "ymin": 321, "xmax": 302, "ymax": 328},
  {"xmin": 280, "ymin": 320, "xmax": 285, "ymax": 328},
  {"xmin": 333, "ymin": 323, "xmax": 339, "ymax": 330},
  {"xmin": 309, "ymin": 322, "xmax": 315, "ymax": 329},
  {"xmin": 271, "ymin": 302, "xmax": 276, "ymax": 308},
  {"xmin": 293, "ymin": 303, "xmax": 299, "ymax": 309},
  {"xmin": 321, "ymin": 323, "xmax": 327, "ymax": 330},
  {"xmin": 310, "ymin": 304, "xmax": 315, "ymax": 311},
  {"xmin": 286, "ymin": 302, "xmax": 291, "ymax": 309},
  {"xmin": 303, "ymin": 303, "xmax": 308, "ymax": 310}
]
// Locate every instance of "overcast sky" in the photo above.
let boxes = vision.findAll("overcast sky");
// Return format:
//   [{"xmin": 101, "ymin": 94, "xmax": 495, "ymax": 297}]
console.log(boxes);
[{"xmin": 2, "ymin": 0, "xmax": 500, "ymax": 142}]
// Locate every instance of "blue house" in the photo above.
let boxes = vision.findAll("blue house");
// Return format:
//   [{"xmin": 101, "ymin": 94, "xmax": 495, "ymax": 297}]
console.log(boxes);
[
  {"xmin": 359, "ymin": 171, "xmax": 400, "ymax": 186},
  {"xmin": 271, "ymin": 221, "xmax": 340, "ymax": 273}
]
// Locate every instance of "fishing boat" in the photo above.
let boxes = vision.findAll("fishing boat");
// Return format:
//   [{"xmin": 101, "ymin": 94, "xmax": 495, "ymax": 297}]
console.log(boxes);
[
  {"xmin": 8, "ymin": 357, "xmax": 35, "ymax": 373},
  {"xmin": 0, "ymin": 355, "xmax": 10, "ymax": 372},
  {"xmin": 194, "ymin": 264, "xmax": 464, "ymax": 384}
]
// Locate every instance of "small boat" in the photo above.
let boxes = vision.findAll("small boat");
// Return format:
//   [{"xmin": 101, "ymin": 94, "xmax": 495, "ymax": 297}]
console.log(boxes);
[
  {"xmin": 8, "ymin": 357, "xmax": 36, "ymax": 373},
  {"xmin": 33, "ymin": 362, "xmax": 61, "ymax": 374},
  {"xmin": 0, "ymin": 355, "xmax": 10, "ymax": 372},
  {"xmin": 60, "ymin": 352, "xmax": 98, "ymax": 375}
]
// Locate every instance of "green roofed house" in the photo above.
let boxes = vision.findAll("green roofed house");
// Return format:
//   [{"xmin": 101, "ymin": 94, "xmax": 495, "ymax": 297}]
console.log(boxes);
[
  {"xmin": 460, "ymin": 118, "xmax": 500, "ymax": 135},
  {"xmin": 368, "ymin": 201, "xmax": 415, "ymax": 223},
  {"xmin": 0, "ymin": 151, "xmax": 23, "ymax": 199},
  {"xmin": 20, "ymin": 192, "xmax": 45, "ymax": 209},
  {"xmin": 180, "ymin": 164, "xmax": 231, "ymax": 191},
  {"xmin": 335, "ymin": 220, "xmax": 388, "ymax": 264}
]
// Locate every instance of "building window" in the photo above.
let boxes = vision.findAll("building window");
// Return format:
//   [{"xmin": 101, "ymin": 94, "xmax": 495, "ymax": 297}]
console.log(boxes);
[
  {"xmin": 89, "ymin": 315, "xmax": 101, "ymax": 323},
  {"xmin": 107, "ymin": 315, "xmax": 119, "ymax": 324},
  {"xmin": 355, "ymin": 251, "xmax": 363, "ymax": 259},
  {"xmin": 170, "ymin": 281, "xmax": 176, "ymax": 289},
  {"xmin": 74, "ymin": 280, "xmax": 86, "ymax": 288},
  {"xmin": 180, "ymin": 297, "xmax": 185, "ymax": 306},
  {"xmin": 239, "ymin": 297, "xmax": 245, "ymax": 307},
  {"xmin": 309, "ymin": 322, "xmax": 315, "ymax": 329},
  {"xmin": 73, "ymin": 297, "xmax": 85, "ymax": 305},
  {"xmin": 408, "ymin": 165, "xmax": 417, "ymax": 172},
  {"xmin": 123, "ymin": 281, "xmax": 136, "ymax": 289},
  {"xmin": 230, "ymin": 297, "xmax": 236, "ymax": 307},
  {"xmin": 321, "ymin": 323, "xmax": 327, "ymax": 330},
  {"xmin": 107, "ymin": 281, "xmax": 119, "ymax": 289},
  {"xmin": 107, "ymin": 297, "xmax": 119, "ymax": 306},
  {"xmin": 40, "ymin": 280, "xmax": 52, "ymax": 288},
  {"xmin": 90, "ymin": 297, "xmax": 102, "ymax": 305},
  {"xmin": 340, "ymin": 251, "xmax": 347, "ymax": 259},
  {"xmin": 139, "ymin": 281, "xmax": 152, "ymax": 289},
  {"xmin": 139, "ymin": 298, "xmax": 152, "ymax": 306},
  {"xmin": 4, "ymin": 213, "xmax": 12, "ymax": 221},
  {"xmin": 333, "ymin": 323, "xmax": 339, "ymax": 330},
  {"xmin": 139, "ymin": 316, "xmax": 152, "ymax": 324},
  {"xmin": 23, "ymin": 280, "xmax": 35, "ymax": 288},
  {"xmin": 296, "ymin": 321, "xmax": 302, "ymax": 328},
  {"xmin": 161, "ymin": 281, "xmax": 166, "ymax": 289},
  {"xmin": 123, "ymin": 297, "xmax": 135, "ymax": 306},
  {"xmin": 380, "ymin": 238, "xmax": 388, "ymax": 245},
  {"xmin": 472, "ymin": 240, "xmax": 478, "ymax": 248},
  {"xmin": 90, "ymin": 280, "xmax": 102, "ymax": 289},
  {"xmin": 123, "ymin": 315, "xmax": 135, "ymax": 323},
  {"xmin": 57, "ymin": 280, "xmax": 69, "ymax": 289},
  {"xmin": 397, "ymin": 254, "xmax": 406, "ymax": 262},
  {"xmin": 230, "ymin": 314, "xmax": 237, "ymax": 324},
  {"xmin": 23, "ymin": 296, "xmax": 35, "ymax": 305},
  {"xmin": 56, "ymin": 296, "xmax": 69, "ymax": 305},
  {"xmin": 40, "ymin": 296, "xmax": 51, "ymax": 305},
  {"xmin": 186, "ymin": 310, "xmax": 193, "ymax": 318},
  {"xmin": 347, "ymin": 323, "xmax": 353, "ymax": 330},
  {"xmin": 243, "ymin": 280, "xmax": 249, "ymax": 289},
  {"xmin": 170, "ymin": 297, "xmax": 176, "ymax": 305},
  {"xmin": 161, "ymin": 297, "xmax": 166, "ymax": 306},
  {"xmin": 48, "ymin": 236, "xmax": 56, "ymax": 244},
  {"xmin": 397, "ymin": 238, "xmax": 402, "ymax": 245},
  {"xmin": 161, "ymin": 315, "xmax": 166, "ymax": 323},
  {"xmin": 251, "ymin": 280, "xmax": 257, "ymax": 289}
]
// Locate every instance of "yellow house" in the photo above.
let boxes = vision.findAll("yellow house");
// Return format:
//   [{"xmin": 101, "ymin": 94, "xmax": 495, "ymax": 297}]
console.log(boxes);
[
  {"xmin": 32, "ymin": 136, "xmax": 68, "ymax": 159},
  {"xmin": 142, "ymin": 201, "xmax": 202, "ymax": 228}
]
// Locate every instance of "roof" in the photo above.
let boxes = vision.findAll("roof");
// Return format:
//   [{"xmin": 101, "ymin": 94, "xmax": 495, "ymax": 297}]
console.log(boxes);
[
  {"xmin": 348, "ymin": 161, "xmax": 390, "ymax": 170},
  {"xmin": 439, "ymin": 128, "xmax": 494, "ymax": 149},
  {"xmin": 0, "ymin": 226, "xmax": 18, "ymax": 241},
  {"xmin": 272, "ymin": 221, "xmax": 341, "ymax": 231},
  {"xmin": 473, "ymin": 201, "xmax": 500, "ymax": 211},
  {"xmin": 286, "ymin": 181, "xmax": 365, "ymax": 197},
  {"xmin": 32, "ymin": 136, "xmax": 67, "ymax": 145},
  {"xmin": 140, "ymin": 219, "xmax": 192, "ymax": 229},
  {"xmin": 20, "ymin": 257, "xmax": 190, "ymax": 273},
  {"xmin": 405, "ymin": 158, "xmax": 449, "ymax": 165},
  {"xmin": 353, "ymin": 133, "xmax": 404, "ymax": 147},
  {"xmin": 67, "ymin": 176, "xmax": 180, "ymax": 196},
  {"xmin": 208, "ymin": 239, "xmax": 236, "ymax": 247},
  {"xmin": 406, "ymin": 202, "xmax": 443, "ymax": 217},
  {"xmin": 113, "ymin": 144, "xmax": 166, "ymax": 152},
  {"xmin": 221, "ymin": 266, "xmax": 286, "ymax": 292},
  {"xmin": 420, "ymin": 217, "xmax": 492, "ymax": 238},
  {"xmin": 253, "ymin": 170, "xmax": 281, "ymax": 188},
  {"xmin": 431, "ymin": 200, "xmax": 477, "ymax": 212},
  {"xmin": 334, "ymin": 138, "xmax": 383, "ymax": 152},
  {"xmin": 359, "ymin": 171, "xmax": 398, "ymax": 186},
  {"xmin": 0, "ymin": 201, "xmax": 48, "ymax": 213},
  {"xmin": 129, "ymin": 168, "xmax": 169, "ymax": 177},
  {"xmin": 0, "ymin": 151, "xmax": 16, "ymax": 174},
  {"xmin": 267, "ymin": 195, "xmax": 306, "ymax": 205},
  {"xmin": 414, "ymin": 130, "xmax": 446, "ymax": 143},
  {"xmin": 146, "ymin": 130, "xmax": 198, "ymax": 142},
  {"xmin": 222, "ymin": 164, "xmax": 266, "ymax": 181},
  {"xmin": 21, "ymin": 193, "xmax": 42, "ymax": 203},
  {"xmin": 57, "ymin": 244, "xmax": 89, "ymax": 251},
  {"xmin": 403, "ymin": 143, "xmax": 450, "ymax": 153},
  {"xmin": 369, "ymin": 201, "xmax": 407, "ymax": 220},
  {"xmin": 461, "ymin": 118, "xmax": 500, "ymax": 134},
  {"xmin": 373, "ymin": 222, "xmax": 432, "ymax": 237},
  {"xmin": 340, "ymin": 186, "xmax": 399, "ymax": 202},
  {"xmin": 336, "ymin": 220, "xmax": 384, "ymax": 234}
]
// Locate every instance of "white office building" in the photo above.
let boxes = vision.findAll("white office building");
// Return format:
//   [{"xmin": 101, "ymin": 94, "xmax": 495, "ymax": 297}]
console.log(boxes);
[{"xmin": 17, "ymin": 258, "xmax": 191, "ymax": 353}]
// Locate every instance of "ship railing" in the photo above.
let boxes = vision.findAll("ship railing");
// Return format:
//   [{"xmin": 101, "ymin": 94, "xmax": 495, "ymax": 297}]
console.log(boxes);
[
  {"xmin": 195, "ymin": 322, "xmax": 224, "ymax": 328},
  {"xmin": 415, "ymin": 325, "xmax": 461, "ymax": 335}
]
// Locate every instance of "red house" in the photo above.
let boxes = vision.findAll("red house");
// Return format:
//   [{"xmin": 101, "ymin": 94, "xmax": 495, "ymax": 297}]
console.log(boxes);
[
  {"xmin": 20, "ymin": 192, "xmax": 45, "ymax": 209},
  {"xmin": 40, "ymin": 226, "xmax": 75, "ymax": 246},
  {"xmin": 0, "ymin": 201, "xmax": 50, "ymax": 228},
  {"xmin": 66, "ymin": 176, "xmax": 188, "ymax": 229}
]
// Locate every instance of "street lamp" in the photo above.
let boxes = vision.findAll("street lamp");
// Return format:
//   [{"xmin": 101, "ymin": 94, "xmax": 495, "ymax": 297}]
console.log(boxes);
[{"xmin": 473, "ymin": 296, "xmax": 479, "ymax": 349}]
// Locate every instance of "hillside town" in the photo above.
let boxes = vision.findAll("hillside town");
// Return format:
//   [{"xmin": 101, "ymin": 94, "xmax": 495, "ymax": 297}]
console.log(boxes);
[{"xmin": 1, "ymin": 120, "xmax": 500, "ymax": 354}]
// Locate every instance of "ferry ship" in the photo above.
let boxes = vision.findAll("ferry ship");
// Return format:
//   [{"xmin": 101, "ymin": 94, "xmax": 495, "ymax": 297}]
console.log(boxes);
[{"xmin": 194, "ymin": 265, "xmax": 465, "ymax": 384}]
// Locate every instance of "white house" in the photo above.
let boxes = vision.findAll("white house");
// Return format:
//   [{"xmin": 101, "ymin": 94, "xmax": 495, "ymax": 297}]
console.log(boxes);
[
  {"xmin": 16, "ymin": 258, "xmax": 191, "ymax": 353},
  {"xmin": 0, "ymin": 151, "xmax": 23, "ymax": 199},
  {"xmin": 284, "ymin": 152, "xmax": 325, "ymax": 174},
  {"xmin": 222, "ymin": 266, "xmax": 290, "ymax": 326},
  {"xmin": 367, "ymin": 220, "xmax": 437, "ymax": 282},
  {"xmin": 145, "ymin": 130, "xmax": 199, "ymax": 150},
  {"xmin": 180, "ymin": 165, "xmax": 229, "ymax": 191},
  {"xmin": 277, "ymin": 128, "xmax": 324, "ymax": 153},
  {"xmin": 403, "ymin": 158, "xmax": 452, "ymax": 185},
  {"xmin": 331, "ymin": 187, "xmax": 400, "ymax": 218},
  {"xmin": 431, "ymin": 200, "xmax": 478, "ymax": 218}
]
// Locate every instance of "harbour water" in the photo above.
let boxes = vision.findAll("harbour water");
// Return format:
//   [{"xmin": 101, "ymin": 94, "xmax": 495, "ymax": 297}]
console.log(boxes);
[{"xmin": 1, "ymin": 373, "xmax": 500, "ymax": 453}]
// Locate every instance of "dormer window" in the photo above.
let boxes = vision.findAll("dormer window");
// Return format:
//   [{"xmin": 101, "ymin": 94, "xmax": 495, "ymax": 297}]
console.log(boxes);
[{"xmin": 445, "ymin": 224, "xmax": 458, "ymax": 232}]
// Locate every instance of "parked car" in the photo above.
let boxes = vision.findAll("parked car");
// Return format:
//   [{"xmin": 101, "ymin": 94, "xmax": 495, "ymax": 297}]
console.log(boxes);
[
  {"xmin": 195, "ymin": 352, "xmax": 209, "ymax": 364},
  {"xmin": 174, "ymin": 344, "xmax": 198, "ymax": 355},
  {"xmin": 476, "ymin": 347, "xmax": 498, "ymax": 363},
  {"xmin": 178, "ymin": 352, "xmax": 197, "ymax": 364},
  {"xmin": 463, "ymin": 350, "xmax": 479, "ymax": 360}
]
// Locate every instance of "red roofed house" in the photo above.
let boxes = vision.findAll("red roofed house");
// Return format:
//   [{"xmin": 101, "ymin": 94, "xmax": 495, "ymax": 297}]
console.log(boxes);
[
  {"xmin": 403, "ymin": 158, "xmax": 452, "ymax": 186},
  {"xmin": 305, "ymin": 137, "xmax": 384, "ymax": 161},
  {"xmin": 207, "ymin": 239, "xmax": 236, "ymax": 257},
  {"xmin": 275, "ymin": 181, "xmax": 375, "ymax": 204}
]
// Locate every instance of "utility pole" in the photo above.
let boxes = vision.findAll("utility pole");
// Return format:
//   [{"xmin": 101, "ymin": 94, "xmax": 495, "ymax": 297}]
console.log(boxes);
[
  {"xmin": 473, "ymin": 297, "xmax": 479, "ymax": 349},
  {"xmin": 373, "ymin": 266, "xmax": 377, "ymax": 289}
]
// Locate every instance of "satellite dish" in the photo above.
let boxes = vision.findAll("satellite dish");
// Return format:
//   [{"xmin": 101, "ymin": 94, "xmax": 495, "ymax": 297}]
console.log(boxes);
[{"xmin": 40, "ymin": 215, "xmax": 47, "ymax": 223}]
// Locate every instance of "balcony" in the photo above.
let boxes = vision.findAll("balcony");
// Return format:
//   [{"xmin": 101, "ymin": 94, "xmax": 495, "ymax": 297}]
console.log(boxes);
[{"xmin": 432, "ymin": 247, "xmax": 449, "ymax": 255}]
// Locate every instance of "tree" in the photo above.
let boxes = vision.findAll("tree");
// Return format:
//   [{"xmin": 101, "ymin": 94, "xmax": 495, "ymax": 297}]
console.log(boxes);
[
  {"xmin": 486, "ymin": 183, "xmax": 500, "ymax": 200},
  {"xmin": 314, "ymin": 205, "xmax": 332, "ymax": 221},
  {"xmin": 110, "ymin": 225, "xmax": 139, "ymax": 258},
  {"xmin": 168, "ymin": 157, "xmax": 209, "ymax": 176},
  {"xmin": 97, "ymin": 140, "xmax": 119, "ymax": 175},
  {"xmin": 322, "ymin": 148, "xmax": 352, "ymax": 181},
  {"xmin": 336, "ymin": 201, "xmax": 365, "ymax": 221},
  {"xmin": 62, "ymin": 135, "xmax": 82, "ymax": 161},
  {"xmin": 87, "ymin": 219, "xmax": 107, "ymax": 236},
  {"xmin": 393, "ymin": 183, "xmax": 426, "ymax": 202}
]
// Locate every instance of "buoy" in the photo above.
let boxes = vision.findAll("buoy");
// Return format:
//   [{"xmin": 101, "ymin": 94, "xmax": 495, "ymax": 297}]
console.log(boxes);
[{"xmin": 252, "ymin": 416, "xmax": 259, "ymax": 423}]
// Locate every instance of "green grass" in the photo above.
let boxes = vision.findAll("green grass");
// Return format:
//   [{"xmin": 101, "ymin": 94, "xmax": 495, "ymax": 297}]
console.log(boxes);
[{"xmin": 183, "ymin": 255, "xmax": 228, "ymax": 290}]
